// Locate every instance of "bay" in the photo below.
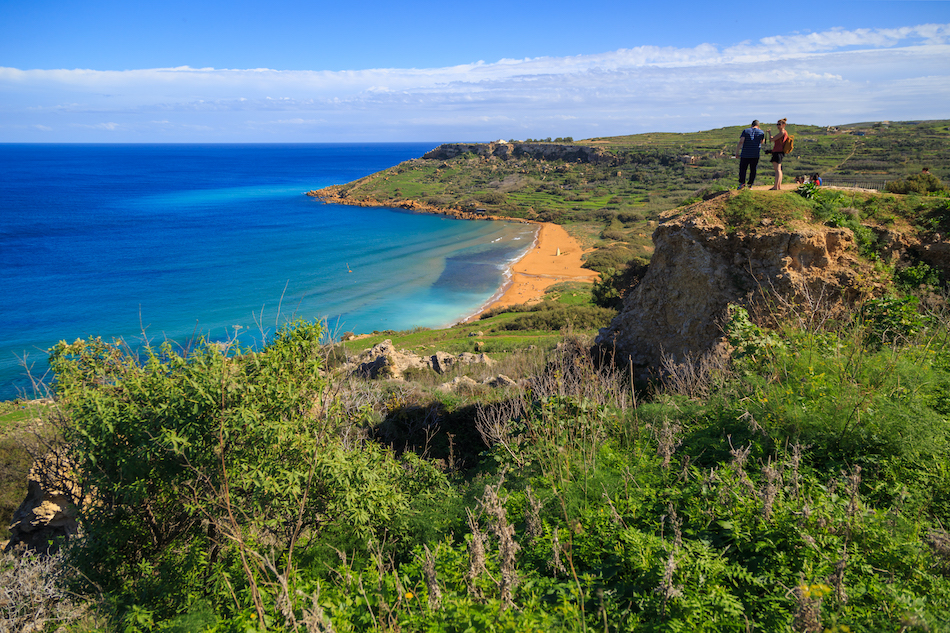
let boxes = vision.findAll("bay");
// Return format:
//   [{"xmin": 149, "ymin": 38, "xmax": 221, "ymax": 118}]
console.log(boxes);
[{"xmin": 0, "ymin": 144, "xmax": 536, "ymax": 400}]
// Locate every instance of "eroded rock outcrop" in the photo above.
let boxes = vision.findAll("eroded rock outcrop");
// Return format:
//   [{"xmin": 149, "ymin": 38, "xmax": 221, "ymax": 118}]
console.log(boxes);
[
  {"xmin": 595, "ymin": 194, "xmax": 877, "ymax": 372},
  {"xmin": 5, "ymin": 454, "xmax": 83, "ymax": 555},
  {"xmin": 348, "ymin": 340, "xmax": 495, "ymax": 380}
]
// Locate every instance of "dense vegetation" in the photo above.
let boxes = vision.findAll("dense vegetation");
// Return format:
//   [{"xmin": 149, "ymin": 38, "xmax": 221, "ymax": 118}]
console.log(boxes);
[
  {"xmin": 10, "ymin": 285, "xmax": 950, "ymax": 632},
  {"xmin": 3, "ymin": 122, "xmax": 950, "ymax": 632}
]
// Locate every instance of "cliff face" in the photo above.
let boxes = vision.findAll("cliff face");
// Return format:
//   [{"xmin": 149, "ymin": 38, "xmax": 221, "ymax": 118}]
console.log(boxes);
[
  {"xmin": 305, "ymin": 189, "xmax": 503, "ymax": 221},
  {"xmin": 595, "ymin": 193, "xmax": 877, "ymax": 370},
  {"xmin": 423, "ymin": 142, "xmax": 614, "ymax": 164}
]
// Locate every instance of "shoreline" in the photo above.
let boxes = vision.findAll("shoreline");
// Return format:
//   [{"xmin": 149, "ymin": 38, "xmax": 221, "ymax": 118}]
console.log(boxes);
[
  {"xmin": 464, "ymin": 222, "xmax": 600, "ymax": 321},
  {"xmin": 307, "ymin": 190, "xmax": 601, "ymax": 324}
]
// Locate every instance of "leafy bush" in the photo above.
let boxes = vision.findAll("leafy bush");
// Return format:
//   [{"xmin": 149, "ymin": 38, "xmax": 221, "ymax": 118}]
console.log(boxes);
[
  {"xmin": 725, "ymin": 304, "xmax": 786, "ymax": 363},
  {"xmin": 592, "ymin": 256, "xmax": 650, "ymax": 309},
  {"xmin": 796, "ymin": 182, "xmax": 819, "ymax": 199},
  {"xmin": 599, "ymin": 228, "xmax": 627, "ymax": 241},
  {"xmin": 48, "ymin": 320, "xmax": 436, "ymax": 623},
  {"xmin": 861, "ymin": 295, "xmax": 926, "ymax": 346},
  {"xmin": 476, "ymin": 191, "xmax": 505, "ymax": 205},
  {"xmin": 582, "ymin": 243, "xmax": 634, "ymax": 273},
  {"xmin": 895, "ymin": 261, "xmax": 942, "ymax": 289},
  {"xmin": 617, "ymin": 210, "xmax": 645, "ymax": 224},
  {"xmin": 886, "ymin": 172, "xmax": 946, "ymax": 194},
  {"xmin": 0, "ymin": 434, "xmax": 35, "ymax": 540}
]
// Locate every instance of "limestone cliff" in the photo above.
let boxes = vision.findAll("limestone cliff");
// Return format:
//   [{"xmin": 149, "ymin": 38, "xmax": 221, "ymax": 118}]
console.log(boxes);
[
  {"xmin": 595, "ymin": 192, "xmax": 884, "ymax": 371},
  {"xmin": 422, "ymin": 141, "xmax": 614, "ymax": 164}
]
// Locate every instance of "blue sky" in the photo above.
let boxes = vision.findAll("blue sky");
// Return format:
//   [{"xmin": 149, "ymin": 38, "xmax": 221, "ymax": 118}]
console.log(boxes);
[{"xmin": 1, "ymin": 0, "xmax": 949, "ymax": 142}]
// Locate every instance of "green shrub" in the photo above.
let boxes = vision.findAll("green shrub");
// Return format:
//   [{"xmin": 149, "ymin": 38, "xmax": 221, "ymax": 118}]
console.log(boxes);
[
  {"xmin": 617, "ymin": 211, "xmax": 645, "ymax": 224},
  {"xmin": 48, "ymin": 320, "xmax": 430, "ymax": 622},
  {"xmin": 895, "ymin": 261, "xmax": 942, "ymax": 289},
  {"xmin": 582, "ymin": 244, "xmax": 634, "ymax": 273},
  {"xmin": 599, "ymin": 228, "xmax": 627, "ymax": 241},
  {"xmin": 796, "ymin": 182, "xmax": 819, "ymax": 199},
  {"xmin": 861, "ymin": 295, "xmax": 926, "ymax": 346},
  {"xmin": 592, "ymin": 256, "xmax": 650, "ymax": 309},
  {"xmin": 476, "ymin": 191, "xmax": 505, "ymax": 205},
  {"xmin": 886, "ymin": 172, "xmax": 946, "ymax": 194},
  {"xmin": 0, "ymin": 435, "xmax": 34, "ymax": 540}
]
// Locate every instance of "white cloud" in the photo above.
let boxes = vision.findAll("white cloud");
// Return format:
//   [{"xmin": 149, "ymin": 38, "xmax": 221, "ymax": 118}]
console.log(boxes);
[
  {"xmin": 1, "ymin": 23, "xmax": 948, "ymax": 141},
  {"xmin": 69, "ymin": 122, "xmax": 123, "ymax": 131}
]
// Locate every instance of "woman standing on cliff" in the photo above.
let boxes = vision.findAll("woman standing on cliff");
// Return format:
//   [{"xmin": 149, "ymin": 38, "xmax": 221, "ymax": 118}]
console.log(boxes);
[{"xmin": 766, "ymin": 119, "xmax": 789, "ymax": 190}]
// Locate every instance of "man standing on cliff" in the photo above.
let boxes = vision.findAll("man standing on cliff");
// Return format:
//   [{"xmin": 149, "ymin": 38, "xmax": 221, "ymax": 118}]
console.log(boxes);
[{"xmin": 736, "ymin": 120, "xmax": 766, "ymax": 189}]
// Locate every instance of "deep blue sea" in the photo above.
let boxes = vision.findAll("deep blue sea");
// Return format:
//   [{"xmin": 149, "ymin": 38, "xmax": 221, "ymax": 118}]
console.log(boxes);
[{"xmin": 0, "ymin": 144, "xmax": 536, "ymax": 400}]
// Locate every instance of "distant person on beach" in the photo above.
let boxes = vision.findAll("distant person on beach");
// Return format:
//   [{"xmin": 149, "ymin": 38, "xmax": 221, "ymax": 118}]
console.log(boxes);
[
  {"xmin": 766, "ymin": 118, "xmax": 789, "ymax": 190},
  {"xmin": 736, "ymin": 120, "xmax": 766, "ymax": 189}
]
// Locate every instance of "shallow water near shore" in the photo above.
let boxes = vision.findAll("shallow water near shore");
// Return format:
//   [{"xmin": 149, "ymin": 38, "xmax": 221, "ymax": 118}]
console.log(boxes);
[{"xmin": 0, "ymin": 144, "xmax": 536, "ymax": 400}]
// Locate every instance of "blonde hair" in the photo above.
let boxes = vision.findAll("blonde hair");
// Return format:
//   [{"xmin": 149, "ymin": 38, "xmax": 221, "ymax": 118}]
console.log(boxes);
[{"xmin": 778, "ymin": 118, "xmax": 788, "ymax": 126}]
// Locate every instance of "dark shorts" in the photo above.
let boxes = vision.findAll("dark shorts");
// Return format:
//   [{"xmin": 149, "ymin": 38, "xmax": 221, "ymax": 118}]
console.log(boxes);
[{"xmin": 771, "ymin": 152, "xmax": 785, "ymax": 164}]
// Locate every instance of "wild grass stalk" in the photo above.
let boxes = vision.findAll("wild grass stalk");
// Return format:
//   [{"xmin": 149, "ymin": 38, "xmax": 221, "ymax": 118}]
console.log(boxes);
[
  {"xmin": 422, "ymin": 545, "xmax": 442, "ymax": 610},
  {"xmin": 478, "ymin": 480, "xmax": 520, "ymax": 609}
]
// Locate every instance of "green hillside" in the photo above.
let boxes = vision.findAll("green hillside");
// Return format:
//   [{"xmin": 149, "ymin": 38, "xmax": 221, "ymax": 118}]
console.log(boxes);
[{"xmin": 311, "ymin": 120, "xmax": 950, "ymax": 282}]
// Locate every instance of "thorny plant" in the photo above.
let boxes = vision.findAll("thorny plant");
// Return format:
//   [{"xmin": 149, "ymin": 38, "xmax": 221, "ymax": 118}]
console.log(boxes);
[
  {"xmin": 659, "ymin": 347, "xmax": 732, "ymax": 400},
  {"xmin": 0, "ymin": 551, "xmax": 82, "ymax": 633},
  {"xmin": 464, "ymin": 509, "xmax": 488, "ymax": 598},
  {"xmin": 528, "ymin": 333, "xmax": 629, "ymax": 409},
  {"xmin": 655, "ymin": 418, "xmax": 682, "ymax": 469},
  {"xmin": 475, "ymin": 398, "xmax": 526, "ymax": 466}
]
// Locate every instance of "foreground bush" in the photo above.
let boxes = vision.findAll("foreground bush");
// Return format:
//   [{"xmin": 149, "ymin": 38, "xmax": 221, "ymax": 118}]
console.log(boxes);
[
  {"xmin": 30, "ymin": 308, "xmax": 950, "ymax": 631},
  {"xmin": 48, "ymin": 321, "xmax": 448, "ymax": 627}
]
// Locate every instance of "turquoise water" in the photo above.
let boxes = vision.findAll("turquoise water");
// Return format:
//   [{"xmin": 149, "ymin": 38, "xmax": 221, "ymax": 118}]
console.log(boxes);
[{"xmin": 0, "ymin": 144, "xmax": 536, "ymax": 399}]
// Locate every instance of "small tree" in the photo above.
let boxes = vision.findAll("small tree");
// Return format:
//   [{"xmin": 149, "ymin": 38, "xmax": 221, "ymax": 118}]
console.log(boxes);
[
  {"xmin": 885, "ymin": 172, "xmax": 945, "ymax": 194},
  {"xmin": 50, "ymin": 321, "xmax": 329, "ymax": 614}
]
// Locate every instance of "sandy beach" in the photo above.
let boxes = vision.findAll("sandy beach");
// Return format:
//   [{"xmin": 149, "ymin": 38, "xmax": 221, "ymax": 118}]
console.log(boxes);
[
  {"xmin": 308, "ymin": 187, "xmax": 603, "ymax": 323},
  {"xmin": 471, "ymin": 222, "xmax": 600, "ymax": 318}
]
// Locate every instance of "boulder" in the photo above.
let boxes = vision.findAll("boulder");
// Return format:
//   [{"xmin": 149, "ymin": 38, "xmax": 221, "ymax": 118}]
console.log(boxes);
[
  {"xmin": 437, "ymin": 376, "xmax": 480, "ymax": 392},
  {"xmin": 430, "ymin": 351, "xmax": 457, "ymax": 374},
  {"xmin": 483, "ymin": 374, "xmax": 518, "ymax": 388},
  {"xmin": 5, "ymin": 454, "xmax": 83, "ymax": 555},
  {"xmin": 348, "ymin": 341, "xmax": 495, "ymax": 380},
  {"xmin": 353, "ymin": 340, "xmax": 429, "ymax": 380}
]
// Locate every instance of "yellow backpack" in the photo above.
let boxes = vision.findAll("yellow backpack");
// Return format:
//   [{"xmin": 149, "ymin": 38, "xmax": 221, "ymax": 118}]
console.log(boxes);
[{"xmin": 783, "ymin": 134, "xmax": 795, "ymax": 155}]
